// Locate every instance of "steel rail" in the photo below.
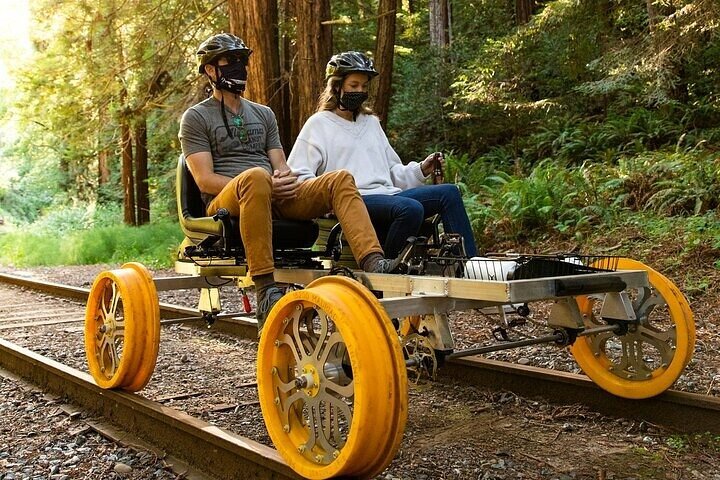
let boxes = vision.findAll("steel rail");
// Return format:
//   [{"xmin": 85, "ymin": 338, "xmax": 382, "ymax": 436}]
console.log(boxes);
[
  {"xmin": 2, "ymin": 272, "xmax": 719, "ymax": 435},
  {"xmin": 0, "ymin": 338, "xmax": 300, "ymax": 480}
]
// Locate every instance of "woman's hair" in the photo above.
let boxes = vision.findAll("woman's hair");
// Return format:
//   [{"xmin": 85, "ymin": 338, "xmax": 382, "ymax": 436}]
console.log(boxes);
[{"xmin": 315, "ymin": 75, "xmax": 374, "ymax": 115}]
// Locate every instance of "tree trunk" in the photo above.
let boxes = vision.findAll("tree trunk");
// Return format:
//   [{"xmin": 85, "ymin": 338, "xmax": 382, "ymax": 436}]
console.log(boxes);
[
  {"xmin": 134, "ymin": 117, "xmax": 150, "ymax": 225},
  {"xmin": 120, "ymin": 117, "xmax": 136, "ymax": 226},
  {"xmin": 373, "ymin": 0, "xmax": 397, "ymax": 128},
  {"xmin": 228, "ymin": 0, "xmax": 284, "ymax": 137},
  {"xmin": 646, "ymin": 0, "xmax": 658, "ymax": 32},
  {"xmin": 515, "ymin": 0, "xmax": 535, "ymax": 25},
  {"xmin": 295, "ymin": 0, "xmax": 332, "ymax": 138},
  {"xmin": 279, "ymin": 0, "xmax": 295, "ymax": 151},
  {"xmin": 429, "ymin": 0, "xmax": 451, "ymax": 48},
  {"xmin": 97, "ymin": 108, "xmax": 110, "ymax": 190}
]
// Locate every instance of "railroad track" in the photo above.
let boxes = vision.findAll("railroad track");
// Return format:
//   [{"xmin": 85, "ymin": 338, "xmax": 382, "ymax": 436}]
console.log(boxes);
[{"xmin": 1, "ymin": 271, "xmax": 720, "ymax": 478}]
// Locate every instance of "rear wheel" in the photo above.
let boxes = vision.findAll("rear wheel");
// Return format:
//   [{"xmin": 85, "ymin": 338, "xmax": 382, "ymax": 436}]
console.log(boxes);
[{"xmin": 84, "ymin": 263, "xmax": 160, "ymax": 391}]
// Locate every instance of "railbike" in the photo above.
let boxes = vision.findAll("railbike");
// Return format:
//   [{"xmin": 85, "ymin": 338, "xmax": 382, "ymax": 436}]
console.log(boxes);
[{"xmin": 83, "ymin": 156, "xmax": 695, "ymax": 479}]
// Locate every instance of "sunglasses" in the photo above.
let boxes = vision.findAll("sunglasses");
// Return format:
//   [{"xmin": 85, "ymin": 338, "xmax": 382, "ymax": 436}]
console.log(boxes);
[
  {"xmin": 223, "ymin": 53, "xmax": 249, "ymax": 65},
  {"xmin": 232, "ymin": 115, "xmax": 250, "ymax": 143}
]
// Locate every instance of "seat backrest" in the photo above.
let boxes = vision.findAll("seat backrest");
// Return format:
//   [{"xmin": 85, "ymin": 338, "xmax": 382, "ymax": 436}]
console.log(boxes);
[
  {"xmin": 176, "ymin": 155, "xmax": 224, "ymax": 243},
  {"xmin": 176, "ymin": 155, "xmax": 207, "ymax": 221}
]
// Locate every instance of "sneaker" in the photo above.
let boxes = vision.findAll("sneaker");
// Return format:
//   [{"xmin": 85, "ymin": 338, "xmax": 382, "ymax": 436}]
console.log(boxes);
[
  {"xmin": 370, "ymin": 257, "xmax": 403, "ymax": 274},
  {"xmin": 256, "ymin": 286, "xmax": 284, "ymax": 337}
]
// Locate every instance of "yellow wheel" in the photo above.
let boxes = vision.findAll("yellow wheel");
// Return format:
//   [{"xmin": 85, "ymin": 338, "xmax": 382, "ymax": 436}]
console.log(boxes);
[
  {"xmin": 258, "ymin": 276, "xmax": 407, "ymax": 480},
  {"xmin": 571, "ymin": 258, "xmax": 695, "ymax": 399},
  {"xmin": 120, "ymin": 262, "xmax": 160, "ymax": 392},
  {"xmin": 84, "ymin": 264, "xmax": 160, "ymax": 391}
]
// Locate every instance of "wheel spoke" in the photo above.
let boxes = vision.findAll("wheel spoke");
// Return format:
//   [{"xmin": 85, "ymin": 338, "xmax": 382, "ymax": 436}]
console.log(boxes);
[
  {"xmin": 318, "ymin": 331, "xmax": 344, "ymax": 366},
  {"xmin": 638, "ymin": 328, "xmax": 676, "ymax": 365},
  {"xmin": 278, "ymin": 389, "xmax": 306, "ymax": 427},
  {"xmin": 324, "ymin": 379, "xmax": 354, "ymax": 398}
]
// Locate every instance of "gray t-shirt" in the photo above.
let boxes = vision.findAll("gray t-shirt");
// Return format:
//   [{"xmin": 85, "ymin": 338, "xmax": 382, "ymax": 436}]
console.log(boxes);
[{"xmin": 179, "ymin": 96, "xmax": 282, "ymax": 204}]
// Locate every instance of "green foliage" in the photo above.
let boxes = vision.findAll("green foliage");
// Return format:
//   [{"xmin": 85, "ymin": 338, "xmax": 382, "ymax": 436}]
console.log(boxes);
[
  {"xmin": 452, "ymin": 158, "xmax": 613, "ymax": 245},
  {"xmin": 0, "ymin": 219, "xmax": 183, "ymax": 267},
  {"xmin": 605, "ymin": 149, "xmax": 720, "ymax": 214}
]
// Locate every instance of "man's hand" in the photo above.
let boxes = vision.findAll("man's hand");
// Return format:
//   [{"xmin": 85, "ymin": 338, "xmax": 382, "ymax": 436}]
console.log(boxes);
[
  {"xmin": 421, "ymin": 152, "xmax": 445, "ymax": 176},
  {"xmin": 272, "ymin": 169, "xmax": 300, "ymax": 200}
]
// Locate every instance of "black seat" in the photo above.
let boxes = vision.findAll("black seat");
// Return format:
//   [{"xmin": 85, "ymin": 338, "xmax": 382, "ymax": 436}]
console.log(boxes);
[{"xmin": 176, "ymin": 155, "xmax": 319, "ymax": 257}]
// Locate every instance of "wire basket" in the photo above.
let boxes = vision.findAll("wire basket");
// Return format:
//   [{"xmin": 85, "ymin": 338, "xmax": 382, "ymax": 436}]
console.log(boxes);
[{"xmin": 463, "ymin": 253, "xmax": 620, "ymax": 281}]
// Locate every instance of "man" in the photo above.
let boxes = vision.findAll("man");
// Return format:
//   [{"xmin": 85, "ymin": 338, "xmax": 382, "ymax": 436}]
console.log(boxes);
[{"xmin": 179, "ymin": 34, "xmax": 398, "ymax": 335}]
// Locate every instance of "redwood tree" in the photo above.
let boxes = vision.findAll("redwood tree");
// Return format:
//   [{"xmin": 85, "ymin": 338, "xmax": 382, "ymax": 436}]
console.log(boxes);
[
  {"xmin": 294, "ymin": 0, "xmax": 332, "ymax": 140},
  {"xmin": 228, "ymin": 0, "xmax": 283, "ymax": 121},
  {"xmin": 373, "ymin": 0, "xmax": 397, "ymax": 128},
  {"xmin": 515, "ymin": 0, "xmax": 536, "ymax": 25}
]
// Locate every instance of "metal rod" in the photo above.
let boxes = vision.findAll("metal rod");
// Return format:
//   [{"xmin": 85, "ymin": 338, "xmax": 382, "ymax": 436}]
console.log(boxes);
[
  {"xmin": 405, "ymin": 358, "xmax": 420, "ymax": 368},
  {"xmin": 577, "ymin": 324, "xmax": 622, "ymax": 337},
  {"xmin": 159, "ymin": 312, "xmax": 253, "ymax": 326},
  {"xmin": 447, "ymin": 332, "xmax": 565, "ymax": 359},
  {"xmin": 447, "ymin": 323, "xmax": 625, "ymax": 360}
]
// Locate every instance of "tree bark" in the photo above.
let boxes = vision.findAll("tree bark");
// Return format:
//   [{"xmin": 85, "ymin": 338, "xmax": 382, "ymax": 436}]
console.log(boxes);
[
  {"xmin": 429, "ymin": 0, "xmax": 451, "ymax": 48},
  {"xmin": 515, "ymin": 0, "xmax": 535, "ymax": 25},
  {"xmin": 134, "ymin": 117, "xmax": 150, "ymax": 225},
  {"xmin": 228, "ymin": 0, "xmax": 284, "ymax": 137},
  {"xmin": 373, "ymin": 0, "xmax": 397, "ymax": 128},
  {"xmin": 279, "ymin": 0, "xmax": 296, "ymax": 151},
  {"xmin": 120, "ymin": 117, "xmax": 136, "ymax": 226},
  {"xmin": 294, "ymin": 0, "xmax": 332, "ymax": 140}
]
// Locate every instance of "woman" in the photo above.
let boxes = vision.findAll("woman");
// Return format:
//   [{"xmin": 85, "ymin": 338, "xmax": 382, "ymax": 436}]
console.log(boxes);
[{"xmin": 288, "ymin": 51, "xmax": 477, "ymax": 258}]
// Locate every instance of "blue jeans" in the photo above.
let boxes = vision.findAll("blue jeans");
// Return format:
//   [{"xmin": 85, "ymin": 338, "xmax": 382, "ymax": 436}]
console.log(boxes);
[{"xmin": 363, "ymin": 184, "xmax": 477, "ymax": 258}]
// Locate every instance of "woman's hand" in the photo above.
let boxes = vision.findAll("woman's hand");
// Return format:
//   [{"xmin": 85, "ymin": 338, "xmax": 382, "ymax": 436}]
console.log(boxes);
[
  {"xmin": 421, "ymin": 152, "xmax": 444, "ymax": 177},
  {"xmin": 272, "ymin": 169, "xmax": 300, "ymax": 200}
]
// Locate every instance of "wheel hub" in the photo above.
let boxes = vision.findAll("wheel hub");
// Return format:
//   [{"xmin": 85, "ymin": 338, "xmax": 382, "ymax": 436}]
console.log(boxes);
[{"xmin": 299, "ymin": 364, "xmax": 320, "ymax": 397}]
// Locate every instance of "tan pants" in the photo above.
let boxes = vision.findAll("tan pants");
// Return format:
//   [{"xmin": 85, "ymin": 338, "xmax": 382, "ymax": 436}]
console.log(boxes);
[{"xmin": 206, "ymin": 167, "xmax": 383, "ymax": 276}]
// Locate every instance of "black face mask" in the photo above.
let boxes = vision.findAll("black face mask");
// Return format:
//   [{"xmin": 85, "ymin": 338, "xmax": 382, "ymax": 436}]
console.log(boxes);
[
  {"xmin": 338, "ymin": 91, "xmax": 368, "ymax": 111},
  {"xmin": 214, "ymin": 62, "xmax": 248, "ymax": 93}
]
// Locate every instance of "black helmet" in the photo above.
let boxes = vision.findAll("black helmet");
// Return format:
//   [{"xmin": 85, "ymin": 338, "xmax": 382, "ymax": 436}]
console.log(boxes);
[
  {"xmin": 325, "ymin": 51, "xmax": 379, "ymax": 80},
  {"xmin": 197, "ymin": 33, "xmax": 252, "ymax": 74}
]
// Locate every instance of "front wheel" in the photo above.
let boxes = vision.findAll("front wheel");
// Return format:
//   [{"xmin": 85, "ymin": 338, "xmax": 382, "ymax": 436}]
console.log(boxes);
[
  {"xmin": 571, "ymin": 258, "xmax": 694, "ymax": 399},
  {"xmin": 257, "ymin": 276, "xmax": 407, "ymax": 479}
]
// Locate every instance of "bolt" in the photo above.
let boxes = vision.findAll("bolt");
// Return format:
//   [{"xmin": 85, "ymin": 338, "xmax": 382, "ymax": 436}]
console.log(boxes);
[
  {"xmin": 99, "ymin": 325, "xmax": 107, "ymax": 333},
  {"xmin": 283, "ymin": 317, "xmax": 289, "ymax": 325},
  {"xmin": 298, "ymin": 445, "xmax": 306, "ymax": 453},
  {"xmin": 594, "ymin": 352, "xmax": 600, "ymax": 357},
  {"xmin": 333, "ymin": 450, "xmax": 340, "ymax": 459},
  {"xmin": 627, "ymin": 374, "xmax": 635, "ymax": 379},
  {"xmin": 296, "ymin": 305, "xmax": 302, "ymax": 311},
  {"xmin": 661, "ymin": 363, "xmax": 668, "ymax": 369},
  {"xmin": 274, "ymin": 340, "xmax": 281, "ymax": 347},
  {"xmin": 283, "ymin": 424, "xmax": 290, "ymax": 433},
  {"xmin": 315, "ymin": 455, "xmax": 323, "ymax": 463},
  {"xmin": 271, "ymin": 367, "xmax": 278, "ymax": 375},
  {"xmin": 645, "ymin": 373, "xmax": 652, "ymax": 379},
  {"xmin": 274, "ymin": 397, "xmax": 280, "ymax": 405}
]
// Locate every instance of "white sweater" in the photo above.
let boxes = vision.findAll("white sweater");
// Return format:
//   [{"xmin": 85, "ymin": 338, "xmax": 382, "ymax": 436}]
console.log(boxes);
[{"xmin": 288, "ymin": 111, "xmax": 427, "ymax": 195}]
